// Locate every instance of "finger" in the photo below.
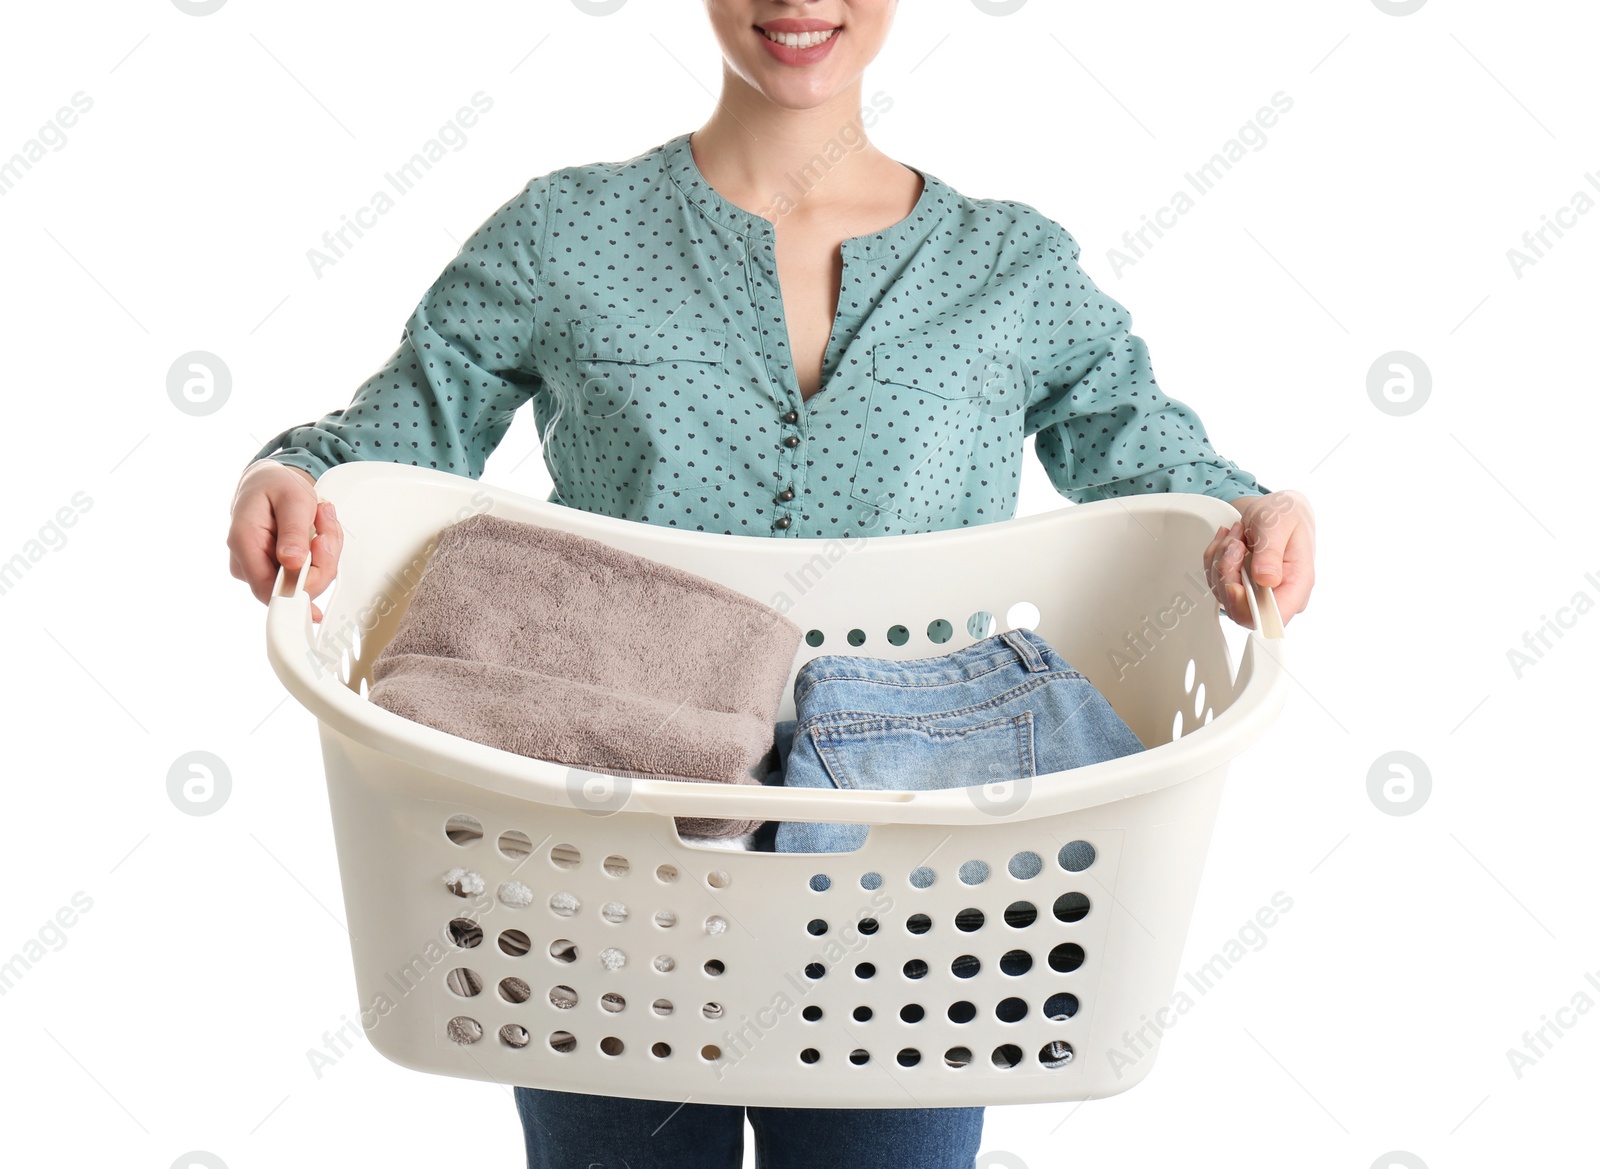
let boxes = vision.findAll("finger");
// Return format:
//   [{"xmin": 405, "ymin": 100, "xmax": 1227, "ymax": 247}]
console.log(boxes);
[
  {"xmin": 273, "ymin": 482, "xmax": 319, "ymax": 574},
  {"xmin": 228, "ymin": 492, "xmax": 283, "ymax": 606},
  {"xmin": 301, "ymin": 501, "xmax": 344, "ymax": 602},
  {"xmin": 1216, "ymin": 535, "xmax": 1251, "ymax": 628},
  {"xmin": 1243, "ymin": 517, "xmax": 1286, "ymax": 589},
  {"xmin": 1203, "ymin": 524, "xmax": 1228, "ymax": 600},
  {"xmin": 1264, "ymin": 521, "xmax": 1316, "ymax": 622}
]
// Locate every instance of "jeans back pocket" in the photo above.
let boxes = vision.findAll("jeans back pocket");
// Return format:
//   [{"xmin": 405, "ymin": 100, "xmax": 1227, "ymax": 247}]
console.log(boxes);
[{"xmin": 811, "ymin": 710, "xmax": 1036, "ymax": 792}]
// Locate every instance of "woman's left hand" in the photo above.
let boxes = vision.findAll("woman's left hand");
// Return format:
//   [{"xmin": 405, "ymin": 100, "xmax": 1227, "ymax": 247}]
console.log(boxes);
[{"xmin": 1205, "ymin": 489, "xmax": 1316, "ymax": 629}]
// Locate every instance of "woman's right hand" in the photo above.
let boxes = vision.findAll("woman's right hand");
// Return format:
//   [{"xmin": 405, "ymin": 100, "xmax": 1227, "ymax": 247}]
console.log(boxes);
[{"xmin": 228, "ymin": 459, "xmax": 344, "ymax": 623}]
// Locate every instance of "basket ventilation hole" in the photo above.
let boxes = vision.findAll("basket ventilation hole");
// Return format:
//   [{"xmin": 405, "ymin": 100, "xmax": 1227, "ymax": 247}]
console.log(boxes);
[
  {"xmin": 906, "ymin": 914, "xmax": 932, "ymax": 935},
  {"xmin": 897, "ymin": 1048, "xmax": 922, "ymax": 1067},
  {"xmin": 955, "ymin": 908, "xmax": 985, "ymax": 932},
  {"xmin": 903, "ymin": 959, "xmax": 929, "ymax": 980},
  {"xmin": 847, "ymin": 629, "xmax": 866, "ymax": 647},
  {"xmin": 958, "ymin": 860, "xmax": 989, "ymax": 886},
  {"xmin": 445, "ymin": 968, "xmax": 482, "ymax": 997},
  {"xmin": 809, "ymin": 874, "xmax": 832, "ymax": 892},
  {"xmin": 967, "ymin": 611, "xmax": 994, "ymax": 639},
  {"xmin": 1000, "ymin": 950, "xmax": 1034, "ymax": 976},
  {"xmin": 446, "ymin": 1017, "xmax": 482, "ymax": 1045},
  {"xmin": 651, "ymin": 998, "xmax": 674, "ymax": 1016},
  {"xmin": 500, "ymin": 1024, "xmax": 530, "ymax": 1048},
  {"xmin": 603, "ymin": 854, "xmax": 630, "ymax": 877},
  {"xmin": 849, "ymin": 1049, "xmax": 870, "ymax": 1066},
  {"xmin": 550, "ymin": 843, "xmax": 581, "ymax": 869},
  {"xmin": 1204, "ymin": 706, "xmax": 1215, "ymax": 725},
  {"xmin": 855, "ymin": 962, "xmax": 876, "ymax": 979},
  {"xmin": 600, "ymin": 1036, "xmax": 625, "ymax": 1056},
  {"xmin": 952, "ymin": 955, "xmax": 980, "ymax": 979},
  {"xmin": 1172, "ymin": 710, "xmax": 1184, "ymax": 742},
  {"xmin": 548, "ymin": 984, "xmax": 577, "ymax": 1010},
  {"xmin": 655, "ymin": 864, "xmax": 679, "ymax": 883},
  {"xmin": 805, "ymin": 963, "xmax": 826, "ymax": 981},
  {"xmin": 805, "ymin": 629, "xmax": 825, "ymax": 647},
  {"xmin": 1005, "ymin": 901, "xmax": 1038, "ymax": 928},
  {"xmin": 1044, "ymin": 992, "xmax": 1080, "ymax": 1020},
  {"xmin": 600, "ymin": 992, "xmax": 625, "ymax": 1013},
  {"xmin": 655, "ymin": 910, "xmax": 678, "ymax": 929},
  {"xmin": 900, "ymin": 1003, "xmax": 925, "ymax": 1023},
  {"xmin": 652, "ymin": 1042, "xmax": 672, "ymax": 1058},
  {"xmin": 704, "ymin": 958, "xmax": 725, "ymax": 976},
  {"xmin": 1040, "ymin": 1040, "xmax": 1074, "ymax": 1068},
  {"xmin": 927, "ymin": 618, "xmax": 953, "ymax": 644},
  {"xmin": 860, "ymin": 871, "xmax": 883, "ymax": 891},
  {"xmin": 1183, "ymin": 656, "xmax": 1197, "ymax": 692},
  {"xmin": 701, "ymin": 1045, "xmax": 722, "ymax": 1061},
  {"xmin": 654, "ymin": 955, "xmax": 676, "ymax": 972},
  {"xmin": 599, "ymin": 947, "xmax": 627, "ymax": 971},
  {"xmin": 1194, "ymin": 681, "xmax": 1207, "ymax": 719},
  {"xmin": 1058, "ymin": 841, "xmax": 1096, "ymax": 872},
  {"xmin": 444, "ymin": 815, "xmax": 483, "ymax": 846},
  {"xmin": 498, "ymin": 881, "xmax": 534, "ymax": 908},
  {"xmin": 887, "ymin": 624, "xmax": 910, "ymax": 646},
  {"xmin": 443, "ymin": 868, "xmax": 484, "ymax": 898},
  {"xmin": 948, "ymin": 1001, "xmax": 977, "ymax": 1024},
  {"xmin": 447, "ymin": 919, "xmax": 483, "ymax": 948},
  {"xmin": 1049, "ymin": 943, "xmax": 1086, "ymax": 973},
  {"xmin": 498, "ymin": 830, "xmax": 532, "ymax": 859},
  {"xmin": 992, "ymin": 1044, "xmax": 1023, "ymax": 1069},
  {"xmin": 909, "ymin": 866, "xmax": 936, "ymax": 889},
  {"xmin": 702, "ymin": 1002, "xmax": 724, "ymax": 1020},
  {"xmin": 800, "ymin": 1047, "xmax": 821, "ymax": 1064},
  {"xmin": 944, "ymin": 1046, "xmax": 972, "ymax": 1068},
  {"xmin": 1053, "ymin": 892, "xmax": 1091, "ymax": 923},
  {"xmin": 996, "ymin": 997, "xmax": 1028, "ymax": 1023},
  {"xmin": 858, "ymin": 917, "xmax": 880, "ymax": 935},
  {"xmin": 705, "ymin": 915, "xmax": 727, "ymax": 936},
  {"xmin": 549, "ymin": 1031, "xmax": 576, "ymax": 1053},
  {"xmin": 549, "ymin": 891, "xmax": 580, "ymax": 917},
  {"xmin": 706, "ymin": 870, "xmax": 730, "ymax": 889},
  {"xmin": 1007, "ymin": 851, "xmax": 1042, "ymax": 880},
  {"xmin": 807, "ymin": 918, "xmax": 829, "ymax": 936},
  {"xmin": 853, "ymin": 1005, "xmax": 873, "ymax": 1022},
  {"xmin": 602, "ymin": 902, "xmax": 629, "ymax": 924},
  {"xmin": 1005, "ymin": 601, "xmax": 1041, "ymax": 630},
  {"xmin": 803, "ymin": 1005, "xmax": 823, "ymax": 1022},
  {"xmin": 547, "ymin": 938, "xmax": 576, "ymax": 963},
  {"xmin": 499, "ymin": 977, "xmax": 531, "ymax": 1004}
]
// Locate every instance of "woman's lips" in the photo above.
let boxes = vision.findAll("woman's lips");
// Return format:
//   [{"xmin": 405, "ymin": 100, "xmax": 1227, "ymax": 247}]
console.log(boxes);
[{"xmin": 755, "ymin": 26, "xmax": 841, "ymax": 66}]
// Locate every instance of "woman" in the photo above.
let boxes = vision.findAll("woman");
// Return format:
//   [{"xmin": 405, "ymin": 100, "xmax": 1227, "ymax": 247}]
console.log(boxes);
[{"xmin": 228, "ymin": 2, "xmax": 1315, "ymax": 1164}]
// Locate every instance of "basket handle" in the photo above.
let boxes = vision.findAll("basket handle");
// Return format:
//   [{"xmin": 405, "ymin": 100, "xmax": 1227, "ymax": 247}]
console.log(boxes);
[{"xmin": 1239, "ymin": 546, "xmax": 1285, "ymax": 639}]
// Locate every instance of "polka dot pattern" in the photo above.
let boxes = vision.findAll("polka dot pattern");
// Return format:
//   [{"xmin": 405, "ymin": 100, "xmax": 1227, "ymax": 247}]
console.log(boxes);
[{"xmin": 251, "ymin": 131, "xmax": 1268, "ymax": 535}]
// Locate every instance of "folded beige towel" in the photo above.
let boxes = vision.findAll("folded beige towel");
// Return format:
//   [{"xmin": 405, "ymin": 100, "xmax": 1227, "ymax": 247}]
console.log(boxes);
[{"xmin": 367, "ymin": 513, "xmax": 803, "ymax": 837}]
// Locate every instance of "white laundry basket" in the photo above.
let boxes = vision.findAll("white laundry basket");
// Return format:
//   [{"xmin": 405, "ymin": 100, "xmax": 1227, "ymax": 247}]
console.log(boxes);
[{"xmin": 265, "ymin": 460, "xmax": 1287, "ymax": 1109}]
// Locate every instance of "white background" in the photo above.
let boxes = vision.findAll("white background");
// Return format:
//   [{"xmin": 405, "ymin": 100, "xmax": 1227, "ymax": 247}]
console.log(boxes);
[{"xmin": 1, "ymin": 1, "xmax": 1594, "ymax": 1166}]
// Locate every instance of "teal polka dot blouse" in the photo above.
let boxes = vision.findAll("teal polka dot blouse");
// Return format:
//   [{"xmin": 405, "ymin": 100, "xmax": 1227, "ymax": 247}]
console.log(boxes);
[{"xmin": 250, "ymin": 131, "xmax": 1269, "ymax": 536}]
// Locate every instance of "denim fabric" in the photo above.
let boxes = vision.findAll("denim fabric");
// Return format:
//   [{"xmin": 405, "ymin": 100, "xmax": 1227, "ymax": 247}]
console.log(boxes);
[
  {"xmin": 513, "ymin": 1084, "xmax": 984, "ymax": 1168},
  {"xmin": 772, "ymin": 627, "xmax": 1146, "ymax": 863}
]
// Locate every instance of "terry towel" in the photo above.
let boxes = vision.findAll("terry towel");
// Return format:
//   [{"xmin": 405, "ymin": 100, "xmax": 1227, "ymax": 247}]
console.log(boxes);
[{"xmin": 367, "ymin": 512, "xmax": 804, "ymax": 837}]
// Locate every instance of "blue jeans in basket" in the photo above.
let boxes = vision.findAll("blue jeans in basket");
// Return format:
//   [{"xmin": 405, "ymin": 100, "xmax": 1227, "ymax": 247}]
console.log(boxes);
[
  {"xmin": 514, "ymin": 1084, "xmax": 984, "ymax": 1168},
  {"xmin": 772, "ymin": 626, "xmax": 1148, "ymax": 866}
]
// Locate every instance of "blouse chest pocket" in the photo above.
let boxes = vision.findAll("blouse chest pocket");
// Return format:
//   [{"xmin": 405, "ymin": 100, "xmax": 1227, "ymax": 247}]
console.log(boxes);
[
  {"xmin": 552, "ymin": 313, "xmax": 727, "ymax": 506},
  {"xmin": 850, "ymin": 340, "xmax": 1014, "ymax": 528}
]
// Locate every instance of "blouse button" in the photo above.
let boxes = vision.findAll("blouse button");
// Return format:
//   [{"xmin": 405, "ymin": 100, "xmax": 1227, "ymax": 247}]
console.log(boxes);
[
  {"xmin": 779, "ymin": 488, "xmax": 795, "ymax": 502},
  {"xmin": 782, "ymin": 409, "xmax": 799, "ymax": 424},
  {"xmin": 783, "ymin": 435, "xmax": 800, "ymax": 448},
  {"xmin": 775, "ymin": 515, "xmax": 792, "ymax": 530}
]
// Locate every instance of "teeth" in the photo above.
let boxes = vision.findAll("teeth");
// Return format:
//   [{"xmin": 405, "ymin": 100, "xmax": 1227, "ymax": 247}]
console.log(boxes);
[{"xmin": 761, "ymin": 27, "xmax": 838, "ymax": 49}]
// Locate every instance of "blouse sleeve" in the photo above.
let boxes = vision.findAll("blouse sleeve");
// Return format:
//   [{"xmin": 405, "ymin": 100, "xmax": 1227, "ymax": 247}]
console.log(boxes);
[
  {"xmin": 1022, "ymin": 222, "xmax": 1270, "ymax": 504},
  {"xmin": 247, "ymin": 171, "xmax": 555, "ymax": 482}
]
